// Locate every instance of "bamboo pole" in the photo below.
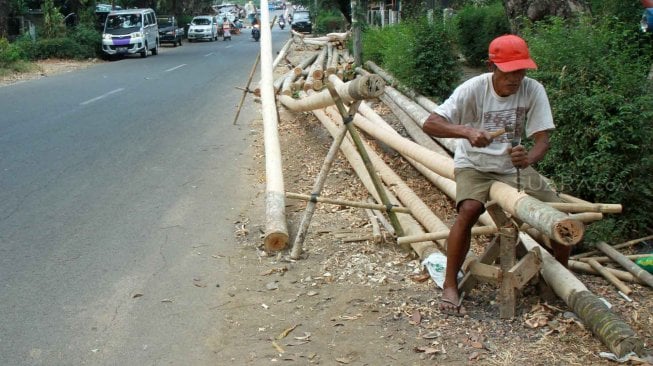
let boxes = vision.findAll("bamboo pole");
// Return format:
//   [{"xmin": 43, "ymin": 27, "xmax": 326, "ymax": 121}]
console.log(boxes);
[
  {"xmin": 579, "ymin": 253, "xmax": 652, "ymax": 263},
  {"xmin": 289, "ymin": 114, "xmax": 353, "ymax": 259},
  {"xmin": 233, "ymin": 53, "xmax": 260, "ymax": 125},
  {"xmin": 363, "ymin": 61, "xmax": 439, "ymax": 113},
  {"xmin": 359, "ymin": 65, "xmax": 456, "ymax": 153},
  {"xmin": 586, "ymin": 258, "xmax": 633, "ymax": 294},
  {"xmin": 325, "ymin": 84, "xmax": 403, "ymax": 237},
  {"xmin": 272, "ymin": 37, "xmax": 293, "ymax": 69},
  {"xmin": 398, "ymin": 225, "xmax": 498, "ymax": 246},
  {"xmin": 309, "ymin": 94, "xmax": 442, "ymax": 259},
  {"xmin": 596, "ymin": 241, "xmax": 653, "ymax": 288},
  {"xmin": 364, "ymin": 207, "xmax": 383, "ymax": 243},
  {"xmin": 260, "ymin": 0, "xmax": 288, "ymax": 251},
  {"xmin": 285, "ymin": 192, "xmax": 410, "ymax": 213},
  {"xmin": 346, "ymin": 93, "xmax": 584, "ymax": 245},
  {"xmin": 568, "ymin": 260, "xmax": 644, "ymax": 284},
  {"xmin": 546, "ymin": 202, "xmax": 622, "ymax": 214},
  {"xmin": 571, "ymin": 235, "xmax": 653, "ymax": 259},
  {"xmin": 521, "ymin": 235, "xmax": 645, "ymax": 357},
  {"xmin": 279, "ymin": 74, "xmax": 385, "ymax": 112}
]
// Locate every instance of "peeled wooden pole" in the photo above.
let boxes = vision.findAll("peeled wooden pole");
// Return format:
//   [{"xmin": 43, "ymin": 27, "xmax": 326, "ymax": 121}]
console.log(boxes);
[
  {"xmin": 272, "ymin": 37, "xmax": 293, "ymax": 69},
  {"xmin": 363, "ymin": 61, "xmax": 438, "ymax": 113},
  {"xmin": 525, "ymin": 231, "xmax": 646, "ymax": 357},
  {"xmin": 260, "ymin": 0, "xmax": 288, "ymax": 251},
  {"xmin": 279, "ymin": 74, "xmax": 385, "ymax": 112},
  {"xmin": 310, "ymin": 95, "xmax": 441, "ymax": 259},
  {"xmin": 274, "ymin": 53, "xmax": 318, "ymax": 95},
  {"xmin": 348, "ymin": 97, "xmax": 584, "ymax": 245},
  {"xmin": 596, "ymin": 241, "xmax": 653, "ymax": 288}
]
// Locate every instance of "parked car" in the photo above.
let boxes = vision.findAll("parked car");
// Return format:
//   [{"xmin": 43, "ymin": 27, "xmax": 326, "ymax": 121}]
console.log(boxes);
[
  {"xmin": 157, "ymin": 16, "xmax": 184, "ymax": 46},
  {"xmin": 291, "ymin": 10, "xmax": 311, "ymax": 34},
  {"xmin": 187, "ymin": 16, "xmax": 218, "ymax": 42},
  {"xmin": 101, "ymin": 8, "xmax": 159, "ymax": 58}
]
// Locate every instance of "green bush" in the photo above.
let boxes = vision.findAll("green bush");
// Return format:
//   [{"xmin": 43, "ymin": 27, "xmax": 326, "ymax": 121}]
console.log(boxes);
[
  {"xmin": 362, "ymin": 17, "xmax": 462, "ymax": 102},
  {"xmin": 0, "ymin": 38, "xmax": 25, "ymax": 66},
  {"xmin": 315, "ymin": 10, "xmax": 345, "ymax": 34},
  {"xmin": 69, "ymin": 25, "xmax": 102, "ymax": 56},
  {"xmin": 524, "ymin": 16, "xmax": 653, "ymax": 241},
  {"xmin": 361, "ymin": 24, "xmax": 395, "ymax": 65},
  {"xmin": 455, "ymin": 1, "xmax": 510, "ymax": 66},
  {"xmin": 29, "ymin": 37, "xmax": 88, "ymax": 59}
]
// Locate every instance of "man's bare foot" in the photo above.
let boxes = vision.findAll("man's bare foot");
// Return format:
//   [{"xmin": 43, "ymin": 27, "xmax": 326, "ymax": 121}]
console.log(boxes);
[{"xmin": 439, "ymin": 287, "xmax": 466, "ymax": 316}]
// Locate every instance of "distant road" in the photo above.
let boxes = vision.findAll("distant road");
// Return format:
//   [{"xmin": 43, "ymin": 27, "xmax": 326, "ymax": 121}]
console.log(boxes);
[{"xmin": 0, "ymin": 22, "xmax": 287, "ymax": 365}]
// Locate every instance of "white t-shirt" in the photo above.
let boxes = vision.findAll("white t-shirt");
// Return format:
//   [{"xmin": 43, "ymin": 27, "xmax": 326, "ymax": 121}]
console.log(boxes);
[{"xmin": 434, "ymin": 73, "xmax": 554, "ymax": 174}]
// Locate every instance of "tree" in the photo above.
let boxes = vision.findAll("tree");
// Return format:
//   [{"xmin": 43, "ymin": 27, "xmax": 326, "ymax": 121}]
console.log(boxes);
[
  {"xmin": 0, "ymin": 0, "xmax": 9, "ymax": 38},
  {"xmin": 503, "ymin": 0, "xmax": 589, "ymax": 23}
]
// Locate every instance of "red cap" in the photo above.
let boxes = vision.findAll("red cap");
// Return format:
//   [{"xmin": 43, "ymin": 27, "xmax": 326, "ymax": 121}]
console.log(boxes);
[{"xmin": 488, "ymin": 35, "xmax": 537, "ymax": 72}]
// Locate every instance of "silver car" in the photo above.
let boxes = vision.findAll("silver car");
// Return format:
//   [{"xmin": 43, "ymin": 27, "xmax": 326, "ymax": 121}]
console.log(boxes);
[{"xmin": 187, "ymin": 16, "xmax": 218, "ymax": 42}]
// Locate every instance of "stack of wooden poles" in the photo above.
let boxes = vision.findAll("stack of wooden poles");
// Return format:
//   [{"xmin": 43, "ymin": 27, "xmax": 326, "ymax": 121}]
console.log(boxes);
[{"xmin": 255, "ymin": 29, "xmax": 648, "ymax": 358}]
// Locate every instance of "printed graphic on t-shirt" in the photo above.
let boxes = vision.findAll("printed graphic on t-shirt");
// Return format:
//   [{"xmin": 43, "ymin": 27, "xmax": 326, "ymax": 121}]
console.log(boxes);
[{"xmin": 483, "ymin": 107, "xmax": 525, "ymax": 144}]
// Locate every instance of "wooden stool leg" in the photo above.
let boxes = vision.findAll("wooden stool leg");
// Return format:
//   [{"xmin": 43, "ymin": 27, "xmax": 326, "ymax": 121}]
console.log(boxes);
[{"xmin": 499, "ymin": 226, "xmax": 517, "ymax": 319}]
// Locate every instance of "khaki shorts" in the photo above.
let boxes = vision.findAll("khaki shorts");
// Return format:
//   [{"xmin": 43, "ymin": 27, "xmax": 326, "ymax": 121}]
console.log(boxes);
[{"xmin": 454, "ymin": 167, "xmax": 562, "ymax": 209}]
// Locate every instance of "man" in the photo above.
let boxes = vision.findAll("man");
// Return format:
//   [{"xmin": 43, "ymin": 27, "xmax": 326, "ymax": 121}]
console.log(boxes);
[
  {"xmin": 422, "ymin": 34, "xmax": 569, "ymax": 316},
  {"xmin": 245, "ymin": 0, "xmax": 257, "ymax": 25}
]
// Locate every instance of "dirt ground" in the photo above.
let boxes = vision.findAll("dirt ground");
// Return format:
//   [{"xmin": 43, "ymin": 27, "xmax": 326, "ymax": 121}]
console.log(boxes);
[{"xmin": 6, "ymin": 55, "xmax": 652, "ymax": 365}]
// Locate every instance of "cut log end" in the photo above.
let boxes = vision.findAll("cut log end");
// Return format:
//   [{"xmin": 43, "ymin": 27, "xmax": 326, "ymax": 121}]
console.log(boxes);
[
  {"xmin": 346, "ymin": 74, "xmax": 386, "ymax": 100},
  {"xmin": 264, "ymin": 232, "xmax": 289, "ymax": 252},
  {"xmin": 553, "ymin": 219, "xmax": 585, "ymax": 245}
]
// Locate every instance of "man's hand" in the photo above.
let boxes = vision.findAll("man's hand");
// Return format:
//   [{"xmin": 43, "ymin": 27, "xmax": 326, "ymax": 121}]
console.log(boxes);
[
  {"xmin": 509, "ymin": 145, "xmax": 529, "ymax": 168},
  {"xmin": 467, "ymin": 129, "xmax": 493, "ymax": 148}
]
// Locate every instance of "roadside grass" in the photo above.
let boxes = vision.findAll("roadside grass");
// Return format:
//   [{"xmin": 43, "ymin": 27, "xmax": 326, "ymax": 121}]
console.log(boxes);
[{"xmin": 0, "ymin": 60, "xmax": 38, "ymax": 77}]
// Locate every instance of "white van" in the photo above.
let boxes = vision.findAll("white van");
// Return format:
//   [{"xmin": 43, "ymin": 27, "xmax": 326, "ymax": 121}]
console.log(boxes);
[{"xmin": 102, "ymin": 8, "xmax": 159, "ymax": 58}]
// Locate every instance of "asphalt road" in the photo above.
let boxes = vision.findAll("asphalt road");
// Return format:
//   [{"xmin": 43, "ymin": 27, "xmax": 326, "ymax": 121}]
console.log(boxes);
[{"xmin": 0, "ymin": 23, "xmax": 286, "ymax": 365}]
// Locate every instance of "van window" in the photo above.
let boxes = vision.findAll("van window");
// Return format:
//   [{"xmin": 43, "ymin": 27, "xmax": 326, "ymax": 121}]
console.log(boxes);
[{"xmin": 105, "ymin": 14, "xmax": 142, "ymax": 34}]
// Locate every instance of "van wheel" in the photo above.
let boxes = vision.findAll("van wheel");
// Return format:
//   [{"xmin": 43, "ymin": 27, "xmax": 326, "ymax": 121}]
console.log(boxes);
[
  {"xmin": 152, "ymin": 40, "xmax": 159, "ymax": 55},
  {"xmin": 141, "ymin": 43, "xmax": 148, "ymax": 58}
]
